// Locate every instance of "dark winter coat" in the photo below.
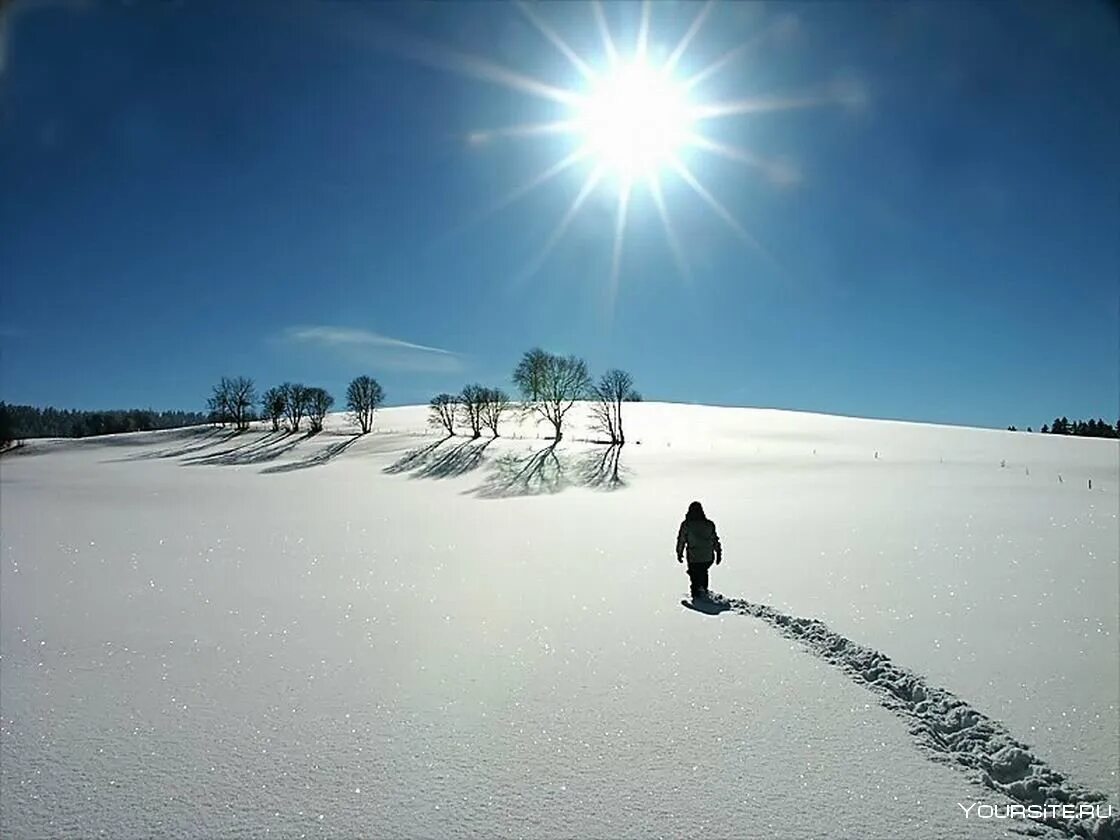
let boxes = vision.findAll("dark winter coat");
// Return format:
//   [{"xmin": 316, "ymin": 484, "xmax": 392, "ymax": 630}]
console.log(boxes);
[{"xmin": 677, "ymin": 518, "xmax": 722, "ymax": 566}]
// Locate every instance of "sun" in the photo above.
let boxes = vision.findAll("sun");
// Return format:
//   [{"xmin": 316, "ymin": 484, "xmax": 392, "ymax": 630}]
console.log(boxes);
[
  {"xmin": 574, "ymin": 60, "xmax": 692, "ymax": 184},
  {"xmin": 407, "ymin": 1, "xmax": 854, "ymax": 300}
]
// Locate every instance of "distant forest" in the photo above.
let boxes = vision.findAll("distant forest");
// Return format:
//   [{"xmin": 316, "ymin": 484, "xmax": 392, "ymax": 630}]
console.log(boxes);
[
  {"xmin": 0, "ymin": 403, "xmax": 208, "ymax": 445},
  {"xmin": 1009, "ymin": 418, "xmax": 1120, "ymax": 438}
]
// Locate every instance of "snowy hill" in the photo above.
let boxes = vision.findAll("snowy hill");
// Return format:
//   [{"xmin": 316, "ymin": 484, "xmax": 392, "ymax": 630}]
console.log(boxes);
[{"xmin": 2, "ymin": 403, "xmax": 1117, "ymax": 839}]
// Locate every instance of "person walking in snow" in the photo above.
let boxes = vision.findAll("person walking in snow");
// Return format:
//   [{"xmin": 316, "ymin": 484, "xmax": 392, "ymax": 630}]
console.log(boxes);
[{"xmin": 677, "ymin": 501, "xmax": 722, "ymax": 599}]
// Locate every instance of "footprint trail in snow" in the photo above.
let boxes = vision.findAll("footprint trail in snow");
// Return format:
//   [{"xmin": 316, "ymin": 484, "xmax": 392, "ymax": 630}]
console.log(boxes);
[{"xmin": 695, "ymin": 594, "xmax": 1119, "ymax": 840}]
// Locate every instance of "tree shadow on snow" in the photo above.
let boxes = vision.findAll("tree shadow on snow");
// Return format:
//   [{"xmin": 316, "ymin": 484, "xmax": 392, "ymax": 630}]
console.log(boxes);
[
  {"xmin": 182, "ymin": 430, "xmax": 317, "ymax": 466},
  {"xmin": 179, "ymin": 430, "xmax": 282, "ymax": 461},
  {"xmin": 109, "ymin": 426, "xmax": 240, "ymax": 461},
  {"xmin": 383, "ymin": 438, "xmax": 630, "ymax": 499},
  {"xmin": 415, "ymin": 437, "xmax": 495, "ymax": 479},
  {"xmin": 383, "ymin": 436, "xmax": 495, "ymax": 480},
  {"xmin": 259, "ymin": 433, "xmax": 363, "ymax": 474},
  {"xmin": 468, "ymin": 442, "xmax": 566, "ymax": 499},
  {"xmin": 575, "ymin": 443, "xmax": 626, "ymax": 490},
  {"xmin": 382, "ymin": 436, "xmax": 452, "ymax": 475}
]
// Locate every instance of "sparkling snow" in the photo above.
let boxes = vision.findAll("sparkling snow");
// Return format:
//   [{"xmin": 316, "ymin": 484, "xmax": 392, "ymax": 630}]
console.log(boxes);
[{"xmin": 2, "ymin": 404, "xmax": 1116, "ymax": 838}]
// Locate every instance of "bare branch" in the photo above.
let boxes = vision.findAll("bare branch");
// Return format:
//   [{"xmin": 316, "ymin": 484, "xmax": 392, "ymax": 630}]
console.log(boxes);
[
  {"xmin": 211, "ymin": 376, "xmax": 255, "ymax": 430},
  {"xmin": 590, "ymin": 369, "xmax": 634, "ymax": 444},
  {"xmin": 517, "ymin": 351, "xmax": 590, "ymax": 441},
  {"xmin": 481, "ymin": 387, "xmax": 510, "ymax": 437},
  {"xmin": 280, "ymin": 383, "xmax": 309, "ymax": 432},
  {"xmin": 459, "ymin": 383, "xmax": 487, "ymax": 438},
  {"xmin": 346, "ymin": 375, "xmax": 384, "ymax": 434},
  {"xmin": 429, "ymin": 393, "xmax": 459, "ymax": 436},
  {"xmin": 305, "ymin": 387, "xmax": 334, "ymax": 433},
  {"xmin": 512, "ymin": 347, "xmax": 550, "ymax": 402},
  {"xmin": 261, "ymin": 387, "xmax": 287, "ymax": 432}
]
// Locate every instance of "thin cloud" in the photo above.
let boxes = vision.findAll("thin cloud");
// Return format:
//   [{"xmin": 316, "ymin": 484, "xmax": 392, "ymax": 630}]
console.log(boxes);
[{"xmin": 282, "ymin": 326, "xmax": 464, "ymax": 373}]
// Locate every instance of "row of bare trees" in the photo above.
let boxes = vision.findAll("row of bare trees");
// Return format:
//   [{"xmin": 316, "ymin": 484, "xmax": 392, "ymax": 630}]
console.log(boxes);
[
  {"xmin": 429, "ymin": 386, "xmax": 511, "ymax": 438},
  {"xmin": 425, "ymin": 349, "xmax": 639, "ymax": 444},
  {"xmin": 257, "ymin": 383, "xmax": 334, "ymax": 433},
  {"xmin": 513, "ymin": 348, "xmax": 640, "ymax": 444},
  {"xmin": 209, "ymin": 375, "xmax": 384, "ymax": 434},
  {"xmin": 211, "ymin": 350, "xmax": 632, "ymax": 443}
]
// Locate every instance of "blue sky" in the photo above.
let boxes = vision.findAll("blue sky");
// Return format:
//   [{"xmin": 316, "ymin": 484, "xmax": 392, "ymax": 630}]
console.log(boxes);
[{"xmin": 1, "ymin": 0, "xmax": 1117, "ymax": 429}]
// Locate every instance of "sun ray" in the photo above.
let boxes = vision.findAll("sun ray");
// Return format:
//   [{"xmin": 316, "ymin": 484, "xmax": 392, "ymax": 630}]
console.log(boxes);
[
  {"xmin": 683, "ymin": 42, "xmax": 751, "ymax": 91},
  {"xmin": 606, "ymin": 179, "xmax": 632, "ymax": 317},
  {"xmin": 591, "ymin": 1, "xmax": 619, "ymax": 67},
  {"xmin": 450, "ymin": 50, "xmax": 585, "ymax": 107},
  {"xmin": 648, "ymin": 173, "xmax": 691, "ymax": 284},
  {"xmin": 670, "ymin": 157, "xmax": 770, "ymax": 260},
  {"xmin": 481, "ymin": 146, "xmax": 586, "ymax": 215},
  {"xmin": 468, "ymin": 119, "xmax": 580, "ymax": 144},
  {"xmin": 688, "ymin": 92, "xmax": 833, "ymax": 121},
  {"xmin": 485, "ymin": 147, "xmax": 588, "ymax": 214},
  {"xmin": 515, "ymin": 1, "xmax": 597, "ymax": 81},
  {"xmin": 663, "ymin": 0, "xmax": 716, "ymax": 75},
  {"xmin": 511, "ymin": 165, "xmax": 606, "ymax": 289},
  {"xmin": 686, "ymin": 132, "xmax": 799, "ymax": 184},
  {"xmin": 635, "ymin": 0, "xmax": 651, "ymax": 62},
  {"xmin": 682, "ymin": 16, "xmax": 795, "ymax": 91},
  {"xmin": 364, "ymin": 24, "xmax": 584, "ymax": 106},
  {"xmin": 447, "ymin": 147, "xmax": 589, "ymax": 242},
  {"xmin": 686, "ymin": 132, "xmax": 763, "ymax": 164}
]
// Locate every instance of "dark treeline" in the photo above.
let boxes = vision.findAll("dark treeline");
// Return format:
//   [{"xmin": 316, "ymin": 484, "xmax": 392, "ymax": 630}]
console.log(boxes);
[
  {"xmin": 1, "ymin": 403, "xmax": 208, "ymax": 444},
  {"xmin": 1035, "ymin": 417, "xmax": 1120, "ymax": 439},
  {"xmin": 1008, "ymin": 418, "xmax": 1120, "ymax": 438}
]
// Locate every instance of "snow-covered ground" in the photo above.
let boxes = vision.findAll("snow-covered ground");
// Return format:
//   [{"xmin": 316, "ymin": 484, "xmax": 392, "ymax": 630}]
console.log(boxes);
[{"xmin": 2, "ymin": 403, "xmax": 1117, "ymax": 839}]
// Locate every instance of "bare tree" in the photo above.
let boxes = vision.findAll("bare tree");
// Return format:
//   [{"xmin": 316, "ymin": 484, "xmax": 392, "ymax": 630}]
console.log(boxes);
[
  {"xmin": 207, "ymin": 380, "xmax": 233, "ymax": 427},
  {"xmin": 481, "ymin": 387, "xmax": 510, "ymax": 437},
  {"xmin": 347, "ymin": 375, "xmax": 384, "ymax": 434},
  {"xmin": 429, "ymin": 393, "xmax": 458, "ymax": 437},
  {"xmin": 261, "ymin": 387, "xmax": 287, "ymax": 432},
  {"xmin": 518, "ymin": 352, "xmax": 590, "ymax": 442},
  {"xmin": 590, "ymin": 369, "xmax": 634, "ymax": 444},
  {"xmin": 304, "ymin": 387, "xmax": 334, "ymax": 433},
  {"xmin": 460, "ymin": 384, "xmax": 487, "ymax": 439},
  {"xmin": 513, "ymin": 347, "xmax": 550, "ymax": 403},
  {"xmin": 230, "ymin": 377, "xmax": 256, "ymax": 431},
  {"xmin": 210, "ymin": 376, "xmax": 255, "ymax": 430},
  {"xmin": 280, "ymin": 382, "xmax": 309, "ymax": 431}
]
